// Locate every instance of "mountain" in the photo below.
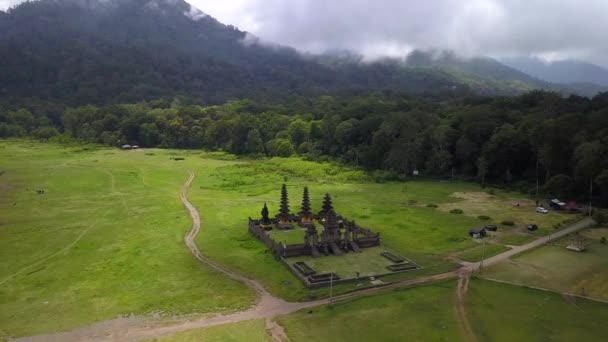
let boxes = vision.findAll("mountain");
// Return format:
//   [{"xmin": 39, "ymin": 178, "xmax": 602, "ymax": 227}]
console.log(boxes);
[
  {"xmin": 502, "ymin": 57, "xmax": 608, "ymax": 87},
  {"xmin": 0, "ymin": 0, "xmax": 601, "ymax": 107},
  {"xmin": 403, "ymin": 50, "xmax": 548, "ymax": 92}
]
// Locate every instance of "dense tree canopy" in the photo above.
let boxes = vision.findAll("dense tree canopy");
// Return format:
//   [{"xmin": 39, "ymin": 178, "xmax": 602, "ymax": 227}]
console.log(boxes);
[{"xmin": 3, "ymin": 90, "xmax": 608, "ymax": 204}]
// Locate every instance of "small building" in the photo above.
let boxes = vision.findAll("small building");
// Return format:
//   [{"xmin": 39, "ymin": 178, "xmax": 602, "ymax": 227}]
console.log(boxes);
[
  {"xmin": 565, "ymin": 201, "xmax": 579, "ymax": 212},
  {"xmin": 549, "ymin": 198, "xmax": 566, "ymax": 210},
  {"xmin": 469, "ymin": 228, "xmax": 487, "ymax": 239},
  {"xmin": 121, "ymin": 144, "xmax": 132, "ymax": 150},
  {"xmin": 566, "ymin": 244, "xmax": 586, "ymax": 252},
  {"xmin": 131, "ymin": 145, "xmax": 140, "ymax": 149}
]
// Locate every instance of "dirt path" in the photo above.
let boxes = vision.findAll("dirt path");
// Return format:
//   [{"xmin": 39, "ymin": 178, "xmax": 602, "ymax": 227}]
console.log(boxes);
[
  {"xmin": 12, "ymin": 174, "xmax": 595, "ymax": 342},
  {"xmin": 455, "ymin": 275, "xmax": 477, "ymax": 342}
]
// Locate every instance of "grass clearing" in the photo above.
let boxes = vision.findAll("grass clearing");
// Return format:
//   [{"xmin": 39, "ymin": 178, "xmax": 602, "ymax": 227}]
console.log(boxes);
[
  {"xmin": 482, "ymin": 227, "xmax": 608, "ymax": 300},
  {"xmin": 467, "ymin": 279, "xmax": 608, "ymax": 341},
  {"xmin": 455, "ymin": 242, "xmax": 510, "ymax": 262},
  {"xmin": 277, "ymin": 281, "xmax": 461, "ymax": 341},
  {"xmin": 144, "ymin": 320, "xmax": 272, "ymax": 342},
  {"xmin": 0, "ymin": 141, "xmax": 255, "ymax": 338},
  {"xmin": 277, "ymin": 278, "xmax": 608, "ymax": 342},
  {"xmin": 439, "ymin": 191, "xmax": 573, "ymax": 237}
]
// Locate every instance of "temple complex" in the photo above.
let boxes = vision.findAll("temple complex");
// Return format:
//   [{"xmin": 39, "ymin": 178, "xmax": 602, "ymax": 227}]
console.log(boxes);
[{"xmin": 248, "ymin": 184, "xmax": 381, "ymax": 258}]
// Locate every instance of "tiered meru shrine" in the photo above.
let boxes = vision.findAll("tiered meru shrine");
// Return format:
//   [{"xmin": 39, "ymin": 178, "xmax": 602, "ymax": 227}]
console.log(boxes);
[{"xmin": 248, "ymin": 184, "xmax": 380, "ymax": 258}]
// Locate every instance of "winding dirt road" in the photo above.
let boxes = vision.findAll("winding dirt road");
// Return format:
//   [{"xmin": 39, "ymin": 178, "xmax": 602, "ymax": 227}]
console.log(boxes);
[{"xmin": 12, "ymin": 173, "xmax": 595, "ymax": 342}]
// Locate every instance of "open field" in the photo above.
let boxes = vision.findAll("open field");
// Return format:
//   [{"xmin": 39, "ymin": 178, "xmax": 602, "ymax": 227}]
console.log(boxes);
[
  {"xmin": 277, "ymin": 281, "xmax": 461, "ymax": 341},
  {"xmin": 467, "ymin": 279, "xmax": 608, "ymax": 341},
  {"xmin": 276, "ymin": 278, "xmax": 608, "ymax": 342},
  {"xmin": 481, "ymin": 227, "xmax": 608, "ymax": 300},
  {"xmin": 0, "ymin": 140, "xmax": 578, "ymax": 337},
  {"xmin": 439, "ymin": 191, "xmax": 576, "ymax": 238},
  {"xmin": 455, "ymin": 242, "xmax": 510, "ymax": 262},
  {"xmin": 144, "ymin": 320, "xmax": 272, "ymax": 342},
  {"xmin": 0, "ymin": 141, "xmax": 255, "ymax": 338}
]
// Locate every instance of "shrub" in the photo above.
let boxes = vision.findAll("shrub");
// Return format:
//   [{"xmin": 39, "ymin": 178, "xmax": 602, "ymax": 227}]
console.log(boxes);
[
  {"xmin": 450, "ymin": 209, "xmax": 464, "ymax": 214},
  {"xmin": 487, "ymin": 189, "xmax": 495, "ymax": 195},
  {"xmin": 408, "ymin": 199, "xmax": 418, "ymax": 205},
  {"xmin": 477, "ymin": 215, "xmax": 490, "ymax": 220},
  {"xmin": 601, "ymin": 237, "xmax": 606, "ymax": 244},
  {"xmin": 501, "ymin": 220, "xmax": 514, "ymax": 226},
  {"xmin": 426, "ymin": 204, "xmax": 438, "ymax": 208},
  {"xmin": 592, "ymin": 209, "xmax": 608, "ymax": 225}
]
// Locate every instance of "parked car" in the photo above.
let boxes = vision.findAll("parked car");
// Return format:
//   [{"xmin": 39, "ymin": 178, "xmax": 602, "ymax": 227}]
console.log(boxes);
[
  {"xmin": 527, "ymin": 224, "xmax": 538, "ymax": 231},
  {"xmin": 484, "ymin": 225, "xmax": 498, "ymax": 231},
  {"xmin": 536, "ymin": 207, "xmax": 549, "ymax": 214}
]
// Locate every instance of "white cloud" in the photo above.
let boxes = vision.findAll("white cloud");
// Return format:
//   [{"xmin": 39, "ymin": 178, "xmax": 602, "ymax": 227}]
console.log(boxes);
[
  {"xmin": 184, "ymin": 3, "xmax": 206, "ymax": 21},
  {"xmin": 1, "ymin": 0, "xmax": 607, "ymax": 66}
]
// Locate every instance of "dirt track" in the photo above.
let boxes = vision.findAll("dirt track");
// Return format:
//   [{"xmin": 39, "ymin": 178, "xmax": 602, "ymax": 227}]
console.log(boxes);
[
  {"xmin": 455, "ymin": 276, "xmax": 476, "ymax": 342},
  {"xmin": 12, "ymin": 173, "xmax": 595, "ymax": 342}
]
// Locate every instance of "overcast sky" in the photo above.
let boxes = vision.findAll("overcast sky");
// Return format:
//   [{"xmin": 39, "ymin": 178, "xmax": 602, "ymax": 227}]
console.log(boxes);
[{"xmin": 2, "ymin": 0, "xmax": 607, "ymax": 66}]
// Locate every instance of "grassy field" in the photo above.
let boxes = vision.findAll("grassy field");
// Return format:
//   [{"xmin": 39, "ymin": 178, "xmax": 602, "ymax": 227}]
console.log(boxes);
[
  {"xmin": 455, "ymin": 242, "xmax": 510, "ymax": 262},
  {"xmin": 467, "ymin": 279, "xmax": 608, "ymax": 341},
  {"xmin": 278, "ymin": 281, "xmax": 462, "ymax": 341},
  {"xmin": 481, "ymin": 227, "xmax": 608, "ymax": 300},
  {"xmin": 276, "ymin": 278, "xmax": 608, "ymax": 342},
  {"xmin": 0, "ymin": 140, "xmax": 573, "ymax": 337},
  {"xmin": 144, "ymin": 320, "xmax": 272, "ymax": 342},
  {"xmin": 0, "ymin": 141, "xmax": 255, "ymax": 338},
  {"xmin": 189, "ymin": 158, "xmax": 568, "ymax": 300},
  {"xmin": 439, "ymin": 191, "xmax": 574, "ymax": 238}
]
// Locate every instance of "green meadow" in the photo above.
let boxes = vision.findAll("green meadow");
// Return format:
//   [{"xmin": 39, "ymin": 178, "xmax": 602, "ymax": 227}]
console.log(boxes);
[
  {"xmin": 467, "ymin": 279, "xmax": 608, "ymax": 341},
  {"xmin": 0, "ymin": 141, "xmax": 255, "ymax": 338},
  {"xmin": 481, "ymin": 227, "xmax": 608, "ymax": 300},
  {"xmin": 0, "ymin": 140, "xmax": 574, "ymax": 337},
  {"xmin": 278, "ymin": 281, "xmax": 461, "ymax": 342},
  {"xmin": 277, "ymin": 279, "xmax": 608, "ymax": 342}
]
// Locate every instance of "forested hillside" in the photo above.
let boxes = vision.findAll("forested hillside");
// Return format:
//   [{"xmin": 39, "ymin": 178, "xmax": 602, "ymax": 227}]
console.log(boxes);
[
  {"xmin": 3, "ymin": 90, "xmax": 608, "ymax": 205},
  {"xmin": 1, "ymin": 0, "xmax": 601, "ymax": 109}
]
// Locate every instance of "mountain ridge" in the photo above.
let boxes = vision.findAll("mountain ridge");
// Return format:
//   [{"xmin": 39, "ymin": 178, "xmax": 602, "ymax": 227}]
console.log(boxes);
[
  {"xmin": 0, "ymin": 0, "xmax": 605, "ymax": 106},
  {"xmin": 502, "ymin": 56, "xmax": 608, "ymax": 87}
]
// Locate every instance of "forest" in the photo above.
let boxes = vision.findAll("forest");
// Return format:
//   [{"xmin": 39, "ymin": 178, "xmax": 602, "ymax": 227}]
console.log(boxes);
[{"xmin": 2, "ymin": 90, "xmax": 608, "ymax": 205}]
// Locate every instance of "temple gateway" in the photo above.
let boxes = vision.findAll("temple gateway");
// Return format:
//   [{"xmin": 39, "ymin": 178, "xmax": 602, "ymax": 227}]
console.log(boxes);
[{"xmin": 248, "ymin": 184, "xmax": 381, "ymax": 258}]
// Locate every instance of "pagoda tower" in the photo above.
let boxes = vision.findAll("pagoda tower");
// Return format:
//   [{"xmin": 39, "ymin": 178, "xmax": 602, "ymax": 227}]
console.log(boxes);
[
  {"xmin": 276, "ymin": 184, "xmax": 293, "ymax": 230},
  {"xmin": 299, "ymin": 186, "xmax": 314, "ymax": 227},
  {"xmin": 318, "ymin": 193, "xmax": 334, "ymax": 218}
]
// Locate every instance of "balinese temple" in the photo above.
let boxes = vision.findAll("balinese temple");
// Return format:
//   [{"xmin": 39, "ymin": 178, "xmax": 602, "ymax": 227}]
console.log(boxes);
[{"xmin": 249, "ymin": 185, "xmax": 380, "ymax": 258}]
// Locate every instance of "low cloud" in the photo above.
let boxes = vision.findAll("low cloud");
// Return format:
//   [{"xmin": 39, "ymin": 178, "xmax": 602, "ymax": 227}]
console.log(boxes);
[
  {"xmin": 1, "ymin": 0, "xmax": 606, "ymax": 66},
  {"xmin": 191, "ymin": 0, "xmax": 608, "ymax": 66}
]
